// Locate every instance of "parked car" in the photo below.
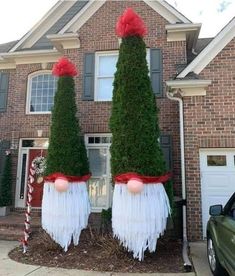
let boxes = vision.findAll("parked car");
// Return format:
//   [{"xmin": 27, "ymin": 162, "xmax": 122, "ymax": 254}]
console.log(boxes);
[{"xmin": 207, "ymin": 192, "xmax": 235, "ymax": 276}]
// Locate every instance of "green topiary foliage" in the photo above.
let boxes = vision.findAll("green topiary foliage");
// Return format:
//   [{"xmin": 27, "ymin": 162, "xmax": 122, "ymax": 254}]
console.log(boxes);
[
  {"xmin": 0, "ymin": 153, "xmax": 12, "ymax": 207},
  {"xmin": 110, "ymin": 36, "xmax": 166, "ymax": 177},
  {"xmin": 45, "ymin": 76, "xmax": 89, "ymax": 176}
]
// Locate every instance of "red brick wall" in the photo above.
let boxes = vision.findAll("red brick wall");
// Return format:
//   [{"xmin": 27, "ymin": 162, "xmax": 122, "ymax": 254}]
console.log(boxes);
[
  {"xmin": 0, "ymin": 1, "xmax": 187, "ymax": 208},
  {"xmin": 184, "ymin": 38, "xmax": 235, "ymax": 240}
]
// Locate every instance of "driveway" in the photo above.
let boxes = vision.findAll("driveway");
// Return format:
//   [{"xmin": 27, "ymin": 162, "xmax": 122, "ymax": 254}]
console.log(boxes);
[{"xmin": 190, "ymin": 241, "xmax": 213, "ymax": 276}]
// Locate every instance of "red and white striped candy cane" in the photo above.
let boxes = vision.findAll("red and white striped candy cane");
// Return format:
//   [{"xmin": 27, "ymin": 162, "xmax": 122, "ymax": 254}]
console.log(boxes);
[{"xmin": 21, "ymin": 162, "xmax": 35, "ymax": 253}]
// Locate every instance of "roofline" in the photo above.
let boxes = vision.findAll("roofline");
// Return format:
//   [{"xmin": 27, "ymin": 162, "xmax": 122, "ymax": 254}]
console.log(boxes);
[
  {"xmin": 178, "ymin": 17, "xmax": 235, "ymax": 78},
  {"xmin": 160, "ymin": 0, "xmax": 191, "ymax": 23},
  {"xmin": 0, "ymin": 49, "xmax": 59, "ymax": 58},
  {"xmin": 165, "ymin": 23, "xmax": 201, "ymax": 32},
  {"xmin": 166, "ymin": 79, "xmax": 212, "ymax": 88},
  {"xmin": 9, "ymin": 0, "xmax": 62, "ymax": 52},
  {"xmin": 59, "ymin": 0, "xmax": 105, "ymax": 34},
  {"xmin": 60, "ymin": 0, "xmax": 191, "ymax": 34}
]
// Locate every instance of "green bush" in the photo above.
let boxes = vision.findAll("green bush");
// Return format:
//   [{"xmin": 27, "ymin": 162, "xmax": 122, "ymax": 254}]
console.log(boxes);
[{"xmin": 0, "ymin": 153, "xmax": 12, "ymax": 207}]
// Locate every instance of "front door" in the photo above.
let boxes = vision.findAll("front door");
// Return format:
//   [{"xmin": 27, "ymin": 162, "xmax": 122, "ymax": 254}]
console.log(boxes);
[{"xmin": 27, "ymin": 149, "xmax": 47, "ymax": 207}]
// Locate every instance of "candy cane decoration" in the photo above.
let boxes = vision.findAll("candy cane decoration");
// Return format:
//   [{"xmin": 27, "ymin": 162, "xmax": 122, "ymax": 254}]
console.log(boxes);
[{"xmin": 21, "ymin": 162, "xmax": 35, "ymax": 253}]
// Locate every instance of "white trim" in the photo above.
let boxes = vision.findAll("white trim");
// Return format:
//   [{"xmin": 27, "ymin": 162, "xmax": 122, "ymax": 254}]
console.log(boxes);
[
  {"xmin": 144, "ymin": 0, "xmax": 191, "ymax": 24},
  {"xmin": 1, "ymin": 49, "xmax": 59, "ymax": 57},
  {"xmin": 9, "ymin": 1, "xmax": 64, "ymax": 52},
  {"xmin": 26, "ymin": 70, "xmax": 56, "ymax": 115},
  {"xmin": 60, "ymin": 0, "xmax": 105, "ymax": 34},
  {"xmin": 178, "ymin": 17, "xmax": 235, "ymax": 78},
  {"xmin": 166, "ymin": 79, "xmax": 212, "ymax": 96},
  {"xmin": 47, "ymin": 33, "xmax": 80, "ymax": 51},
  {"xmin": 85, "ymin": 133, "xmax": 112, "ymax": 212},
  {"xmin": 60, "ymin": 0, "xmax": 190, "ymax": 34},
  {"xmin": 165, "ymin": 23, "xmax": 201, "ymax": 43},
  {"xmin": 165, "ymin": 23, "xmax": 201, "ymax": 32},
  {"xmin": 15, "ymin": 148, "xmax": 29, "ymax": 208},
  {"xmin": 0, "ymin": 49, "xmax": 62, "ymax": 66},
  {"xmin": 0, "ymin": 63, "xmax": 16, "ymax": 69}
]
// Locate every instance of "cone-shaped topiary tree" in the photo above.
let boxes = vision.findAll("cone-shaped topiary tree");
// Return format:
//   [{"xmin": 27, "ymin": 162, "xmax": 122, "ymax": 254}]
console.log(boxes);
[
  {"xmin": 46, "ymin": 58, "xmax": 89, "ymax": 176},
  {"xmin": 110, "ymin": 8, "xmax": 171, "ymax": 261},
  {"xmin": 0, "ymin": 151, "xmax": 12, "ymax": 207},
  {"xmin": 42, "ymin": 58, "xmax": 91, "ymax": 252},
  {"xmin": 110, "ymin": 36, "xmax": 166, "ymax": 178}
]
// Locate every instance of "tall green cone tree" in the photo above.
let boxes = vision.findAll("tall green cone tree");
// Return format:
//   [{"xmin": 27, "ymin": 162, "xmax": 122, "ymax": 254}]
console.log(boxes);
[
  {"xmin": 110, "ymin": 14, "xmax": 166, "ymax": 178},
  {"xmin": 0, "ymin": 152, "xmax": 12, "ymax": 207},
  {"xmin": 46, "ymin": 58, "xmax": 89, "ymax": 176}
]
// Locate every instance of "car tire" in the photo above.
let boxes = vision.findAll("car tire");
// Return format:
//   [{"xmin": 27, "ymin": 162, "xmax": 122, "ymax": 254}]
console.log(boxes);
[{"xmin": 207, "ymin": 236, "xmax": 228, "ymax": 276}]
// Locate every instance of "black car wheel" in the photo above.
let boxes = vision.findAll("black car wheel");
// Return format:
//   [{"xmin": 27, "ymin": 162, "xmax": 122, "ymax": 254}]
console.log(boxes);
[{"xmin": 207, "ymin": 236, "xmax": 228, "ymax": 276}]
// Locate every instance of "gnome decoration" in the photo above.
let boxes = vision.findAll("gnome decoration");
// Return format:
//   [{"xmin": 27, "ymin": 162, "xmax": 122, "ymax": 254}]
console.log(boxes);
[
  {"xmin": 110, "ymin": 8, "xmax": 171, "ymax": 261},
  {"xmin": 42, "ymin": 58, "xmax": 91, "ymax": 251}
]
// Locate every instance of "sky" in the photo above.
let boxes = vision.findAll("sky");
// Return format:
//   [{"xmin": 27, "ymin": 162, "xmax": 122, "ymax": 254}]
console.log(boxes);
[{"xmin": 0, "ymin": 0, "xmax": 234, "ymax": 45}]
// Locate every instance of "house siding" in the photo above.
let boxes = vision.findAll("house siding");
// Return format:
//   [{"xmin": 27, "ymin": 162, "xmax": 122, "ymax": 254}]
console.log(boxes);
[
  {"xmin": 1, "ymin": 0, "xmax": 187, "ymax": 230},
  {"xmin": 184, "ymin": 38, "xmax": 235, "ymax": 240}
]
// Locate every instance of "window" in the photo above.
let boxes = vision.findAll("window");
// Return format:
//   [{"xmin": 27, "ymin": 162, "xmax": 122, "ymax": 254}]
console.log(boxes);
[
  {"xmin": 27, "ymin": 71, "xmax": 57, "ymax": 114},
  {"xmin": 207, "ymin": 155, "xmax": 227, "ymax": 166},
  {"xmin": 94, "ymin": 51, "xmax": 150, "ymax": 101},
  {"xmin": 95, "ymin": 52, "xmax": 118, "ymax": 101}
]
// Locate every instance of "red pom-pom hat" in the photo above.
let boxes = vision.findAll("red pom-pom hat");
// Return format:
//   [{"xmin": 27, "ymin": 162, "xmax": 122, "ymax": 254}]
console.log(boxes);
[
  {"xmin": 116, "ymin": 8, "xmax": 147, "ymax": 38},
  {"xmin": 52, "ymin": 57, "xmax": 78, "ymax": 77}
]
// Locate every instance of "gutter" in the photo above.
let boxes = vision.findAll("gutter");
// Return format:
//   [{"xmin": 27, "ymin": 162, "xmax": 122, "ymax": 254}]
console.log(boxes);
[{"xmin": 166, "ymin": 90, "xmax": 192, "ymax": 272}]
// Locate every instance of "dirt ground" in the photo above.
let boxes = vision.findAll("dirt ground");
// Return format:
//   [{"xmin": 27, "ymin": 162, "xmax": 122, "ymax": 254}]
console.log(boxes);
[{"xmin": 9, "ymin": 227, "xmax": 185, "ymax": 273}]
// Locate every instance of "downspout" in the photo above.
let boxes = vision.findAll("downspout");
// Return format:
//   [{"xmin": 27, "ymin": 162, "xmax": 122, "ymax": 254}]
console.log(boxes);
[{"xmin": 166, "ymin": 89, "xmax": 192, "ymax": 272}]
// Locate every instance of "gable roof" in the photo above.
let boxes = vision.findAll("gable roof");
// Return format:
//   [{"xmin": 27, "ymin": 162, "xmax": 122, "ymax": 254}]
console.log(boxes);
[
  {"xmin": 0, "ymin": 41, "xmax": 18, "ymax": 53},
  {"xmin": 7, "ymin": 0, "xmax": 191, "ymax": 53},
  {"xmin": 178, "ymin": 17, "xmax": 235, "ymax": 78}
]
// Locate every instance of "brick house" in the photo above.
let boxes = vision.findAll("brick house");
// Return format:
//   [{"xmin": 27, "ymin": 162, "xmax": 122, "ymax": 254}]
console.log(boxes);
[{"xmin": 0, "ymin": 0, "xmax": 234, "ymax": 241}]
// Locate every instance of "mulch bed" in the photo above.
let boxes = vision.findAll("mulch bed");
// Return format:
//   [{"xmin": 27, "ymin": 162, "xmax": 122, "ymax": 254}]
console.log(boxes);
[{"xmin": 9, "ymin": 227, "xmax": 185, "ymax": 273}]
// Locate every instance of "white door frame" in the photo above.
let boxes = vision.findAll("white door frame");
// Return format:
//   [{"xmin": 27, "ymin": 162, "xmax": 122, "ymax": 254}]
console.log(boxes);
[
  {"xmin": 15, "ymin": 138, "xmax": 48, "ymax": 208},
  {"xmin": 85, "ymin": 134, "xmax": 112, "ymax": 212}
]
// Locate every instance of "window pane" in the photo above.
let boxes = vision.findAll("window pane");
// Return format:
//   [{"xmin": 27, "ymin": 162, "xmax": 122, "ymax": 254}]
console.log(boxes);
[
  {"xmin": 88, "ymin": 178, "xmax": 107, "ymax": 208},
  {"xmin": 207, "ymin": 155, "xmax": 227, "ymax": 166},
  {"xmin": 97, "ymin": 78, "xmax": 113, "ymax": 100},
  {"xmin": 99, "ymin": 55, "xmax": 117, "ymax": 76},
  {"xmin": 88, "ymin": 149, "xmax": 107, "ymax": 177},
  {"xmin": 29, "ymin": 74, "xmax": 57, "ymax": 113}
]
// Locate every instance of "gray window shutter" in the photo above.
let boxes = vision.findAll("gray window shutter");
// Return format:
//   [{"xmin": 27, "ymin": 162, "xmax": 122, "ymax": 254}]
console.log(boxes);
[
  {"xmin": 160, "ymin": 134, "xmax": 172, "ymax": 171},
  {"xmin": 83, "ymin": 53, "xmax": 95, "ymax": 100},
  {"xmin": 0, "ymin": 140, "xmax": 10, "ymax": 179},
  {"xmin": 0, "ymin": 73, "xmax": 9, "ymax": 112},
  {"xmin": 150, "ymin": 49, "xmax": 163, "ymax": 97}
]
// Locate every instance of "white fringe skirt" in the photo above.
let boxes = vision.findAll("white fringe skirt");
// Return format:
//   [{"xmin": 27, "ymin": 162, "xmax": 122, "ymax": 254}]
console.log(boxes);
[
  {"xmin": 42, "ymin": 181, "xmax": 90, "ymax": 251},
  {"xmin": 112, "ymin": 183, "xmax": 170, "ymax": 261}
]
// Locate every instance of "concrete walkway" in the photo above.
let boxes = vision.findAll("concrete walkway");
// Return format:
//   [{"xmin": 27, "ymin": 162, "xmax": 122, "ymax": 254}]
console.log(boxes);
[
  {"xmin": 190, "ymin": 242, "xmax": 213, "ymax": 276},
  {"xmin": 0, "ymin": 240, "xmax": 198, "ymax": 276}
]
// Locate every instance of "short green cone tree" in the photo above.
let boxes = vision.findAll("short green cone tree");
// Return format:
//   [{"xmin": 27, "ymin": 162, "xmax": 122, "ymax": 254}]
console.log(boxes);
[
  {"xmin": 46, "ymin": 58, "xmax": 89, "ymax": 176},
  {"xmin": 0, "ymin": 151, "xmax": 12, "ymax": 207}
]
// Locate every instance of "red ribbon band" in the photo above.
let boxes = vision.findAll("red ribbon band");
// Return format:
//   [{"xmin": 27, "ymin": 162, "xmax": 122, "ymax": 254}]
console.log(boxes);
[
  {"xmin": 115, "ymin": 172, "xmax": 171, "ymax": 184},
  {"xmin": 44, "ymin": 172, "xmax": 91, "ymax": 182}
]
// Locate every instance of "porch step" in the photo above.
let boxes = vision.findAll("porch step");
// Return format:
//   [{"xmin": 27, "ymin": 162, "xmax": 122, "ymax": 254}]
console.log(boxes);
[
  {"xmin": 0, "ymin": 227, "xmax": 23, "ymax": 241},
  {"xmin": 0, "ymin": 213, "xmax": 41, "ymax": 241}
]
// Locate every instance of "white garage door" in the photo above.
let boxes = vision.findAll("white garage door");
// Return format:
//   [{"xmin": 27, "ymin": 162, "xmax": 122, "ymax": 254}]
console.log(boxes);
[{"xmin": 200, "ymin": 149, "xmax": 235, "ymax": 238}]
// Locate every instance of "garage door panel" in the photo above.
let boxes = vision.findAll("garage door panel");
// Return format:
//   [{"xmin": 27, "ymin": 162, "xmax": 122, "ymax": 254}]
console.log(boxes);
[
  {"xmin": 200, "ymin": 149, "xmax": 235, "ymax": 238},
  {"xmin": 202, "ymin": 173, "xmax": 233, "ymax": 191}
]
